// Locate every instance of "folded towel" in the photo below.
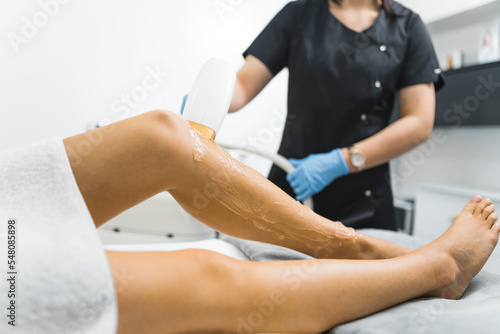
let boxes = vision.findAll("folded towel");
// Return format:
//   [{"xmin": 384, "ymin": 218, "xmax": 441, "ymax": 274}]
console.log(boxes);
[
  {"xmin": 221, "ymin": 234, "xmax": 314, "ymax": 261},
  {"xmin": 0, "ymin": 138, "xmax": 117, "ymax": 334}
]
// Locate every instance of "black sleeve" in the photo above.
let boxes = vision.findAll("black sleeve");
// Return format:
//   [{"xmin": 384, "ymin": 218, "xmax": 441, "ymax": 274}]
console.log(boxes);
[
  {"xmin": 397, "ymin": 14, "xmax": 445, "ymax": 91},
  {"xmin": 243, "ymin": 1, "xmax": 301, "ymax": 76}
]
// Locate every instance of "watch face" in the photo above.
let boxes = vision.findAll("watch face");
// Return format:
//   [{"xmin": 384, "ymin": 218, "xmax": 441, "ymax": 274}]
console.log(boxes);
[{"xmin": 352, "ymin": 153, "xmax": 365, "ymax": 167}]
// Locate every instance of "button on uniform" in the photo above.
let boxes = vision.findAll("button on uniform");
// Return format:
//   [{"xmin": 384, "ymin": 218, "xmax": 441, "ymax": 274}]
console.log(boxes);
[
  {"xmin": 374, "ymin": 80, "xmax": 382, "ymax": 88},
  {"xmin": 379, "ymin": 45, "xmax": 387, "ymax": 52},
  {"xmin": 365, "ymin": 189, "xmax": 372, "ymax": 197},
  {"xmin": 360, "ymin": 113, "xmax": 367, "ymax": 121}
]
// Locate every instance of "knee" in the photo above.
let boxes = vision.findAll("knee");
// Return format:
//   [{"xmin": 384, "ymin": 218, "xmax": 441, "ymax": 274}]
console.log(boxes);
[
  {"xmin": 179, "ymin": 249, "xmax": 248, "ymax": 315},
  {"xmin": 182, "ymin": 249, "xmax": 248, "ymax": 304},
  {"xmin": 142, "ymin": 109, "xmax": 189, "ymax": 139},
  {"xmin": 137, "ymin": 110, "xmax": 193, "ymax": 159},
  {"xmin": 185, "ymin": 249, "xmax": 244, "ymax": 281}
]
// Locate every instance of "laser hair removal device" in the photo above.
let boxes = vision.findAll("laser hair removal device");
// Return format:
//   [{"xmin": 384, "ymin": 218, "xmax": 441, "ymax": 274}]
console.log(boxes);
[
  {"xmin": 182, "ymin": 58, "xmax": 314, "ymax": 209},
  {"xmin": 182, "ymin": 58, "xmax": 236, "ymax": 140}
]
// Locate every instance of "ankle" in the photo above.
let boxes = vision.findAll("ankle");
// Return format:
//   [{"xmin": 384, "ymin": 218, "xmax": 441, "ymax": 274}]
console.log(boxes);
[
  {"xmin": 348, "ymin": 233, "xmax": 372, "ymax": 259},
  {"xmin": 424, "ymin": 250, "xmax": 458, "ymax": 296},
  {"xmin": 436, "ymin": 252, "xmax": 458, "ymax": 288},
  {"xmin": 350, "ymin": 234, "xmax": 411, "ymax": 260},
  {"xmin": 322, "ymin": 232, "xmax": 369, "ymax": 260},
  {"xmin": 312, "ymin": 233, "xmax": 359, "ymax": 259}
]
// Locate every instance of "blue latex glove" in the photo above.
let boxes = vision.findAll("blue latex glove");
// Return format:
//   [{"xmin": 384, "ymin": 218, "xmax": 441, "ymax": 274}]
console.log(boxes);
[
  {"xmin": 286, "ymin": 148, "xmax": 350, "ymax": 201},
  {"xmin": 180, "ymin": 94, "xmax": 188, "ymax": 115}
]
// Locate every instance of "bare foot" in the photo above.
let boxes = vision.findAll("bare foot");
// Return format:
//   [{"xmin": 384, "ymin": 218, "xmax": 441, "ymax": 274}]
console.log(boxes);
[{"xmin": 427, "ymin": 196, "xmax": 499, "ymax": 299}]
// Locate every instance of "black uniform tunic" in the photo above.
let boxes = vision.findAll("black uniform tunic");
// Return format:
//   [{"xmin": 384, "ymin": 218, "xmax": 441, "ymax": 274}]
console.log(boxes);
[{"xmin": 243, "ymin": 0, "xmax": 444, "ymax": 230}]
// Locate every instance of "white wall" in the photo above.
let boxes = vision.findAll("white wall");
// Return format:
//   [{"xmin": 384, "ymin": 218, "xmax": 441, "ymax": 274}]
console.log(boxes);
[
  {"xmin": 399, "ymin": 0, "xmax": 497, "ymax": 23},
  {"xmin": 0, "ymin": 0, "xmax": 289, "ymax": 175},
  {"xmin": 1, "ymin": 0, "xmax": 499, "ymax": 197},
  {"xmin": 390, "ymin": 127, "xmax": 500, "ymax": 199},
  {"xmin": 392, "ymin": 0, "xmax": 500, "ymax": 199},
  {"xmin": 431, "ymin": 22, "xmax": 486, "ymax": 68}
]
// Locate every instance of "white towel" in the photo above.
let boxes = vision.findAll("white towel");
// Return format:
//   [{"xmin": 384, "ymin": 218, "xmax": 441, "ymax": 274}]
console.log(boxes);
[{"xmin": 0, "ymin": 138, "xmax": 117, "ymax": 334}]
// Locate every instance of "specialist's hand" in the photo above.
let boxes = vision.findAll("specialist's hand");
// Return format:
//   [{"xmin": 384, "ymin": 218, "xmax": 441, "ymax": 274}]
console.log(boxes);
[{"xmin": 287, "ymin": 148, "xmax": 350, "ymax": 201}]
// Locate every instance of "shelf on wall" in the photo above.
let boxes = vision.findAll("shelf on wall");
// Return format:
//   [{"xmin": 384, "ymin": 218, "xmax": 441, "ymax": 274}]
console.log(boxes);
[
  {"xmin": 434, "ymin": 60, "xmax": 500, "ymax": 127},
  {"xmin": 427, "ymin": 0, "xmax": 500, "ymax": 35},
  {"xmin": 441, "ymin": 59, "xmax": 500, "ymax": 74}
]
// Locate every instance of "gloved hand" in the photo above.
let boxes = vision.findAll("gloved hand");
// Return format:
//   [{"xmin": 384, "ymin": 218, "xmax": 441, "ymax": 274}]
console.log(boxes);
[
  {"xmin": 180, "ymin": 94, "xmax": 188, "ymax": 115},
  {"xmin": 286, "ymin": 148, "xmax": 350, "ymax": 201}
]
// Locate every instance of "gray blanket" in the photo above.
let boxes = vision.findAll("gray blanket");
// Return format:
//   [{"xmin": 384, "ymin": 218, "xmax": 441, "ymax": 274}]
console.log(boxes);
[{"xmin": 222, "ymin": 229, "xmax": 500, "ymax": 333}]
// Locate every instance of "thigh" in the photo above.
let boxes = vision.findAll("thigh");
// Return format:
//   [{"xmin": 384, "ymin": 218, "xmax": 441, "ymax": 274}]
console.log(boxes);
[
  {"xmin": 107, "ymin": 249, "xmax": 244, "ymax": 334},
  {"xmin": 63, "ymin": 110, "xmax": 194, "ymax": 227}
]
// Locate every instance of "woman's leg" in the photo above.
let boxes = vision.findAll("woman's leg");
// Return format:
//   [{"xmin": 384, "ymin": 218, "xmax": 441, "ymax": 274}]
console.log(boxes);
[
  {"xmin": 63, "ymin": 110, "xmax": 405, "ymax": 260},
  {"xmin": 108, "ymin": 198, "xmax": 499, "ymax": 334}
]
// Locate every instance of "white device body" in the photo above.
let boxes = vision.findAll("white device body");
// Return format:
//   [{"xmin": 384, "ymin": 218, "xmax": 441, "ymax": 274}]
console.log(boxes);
[{"xmin": 183, "ymin": 58, "xmax": 236, "ymax": 136}]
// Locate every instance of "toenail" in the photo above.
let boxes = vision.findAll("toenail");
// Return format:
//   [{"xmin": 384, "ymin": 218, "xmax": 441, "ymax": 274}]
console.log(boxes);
[{"xmin": 473, "ymin": 195, "xmax": 482, "ymax": 202}]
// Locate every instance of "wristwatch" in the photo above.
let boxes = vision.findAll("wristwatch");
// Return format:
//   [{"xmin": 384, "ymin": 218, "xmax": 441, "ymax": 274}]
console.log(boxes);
[{"xmin": 347, "ymin": 145, "xmax": 366, "ymax": 172}]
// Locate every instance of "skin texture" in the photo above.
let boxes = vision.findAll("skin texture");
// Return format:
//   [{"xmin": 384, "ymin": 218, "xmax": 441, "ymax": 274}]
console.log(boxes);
[
  {"xmin": 228, "ymin": 55, "xmax": 273, "ymax": 113},
  {"xmin": 329, "ymin": 0, "xmax": 383, "ymax": 33},
  {"xmin": 64, "ymin": 110, "xmax": 405, "ymax": 260},
  {"xmin": 229, "ymin": 0, "xmax": 436, "ymax": 175},
  {"xmin": 63, "ymin": 110, "xmax": 499, "ymax": 334}
]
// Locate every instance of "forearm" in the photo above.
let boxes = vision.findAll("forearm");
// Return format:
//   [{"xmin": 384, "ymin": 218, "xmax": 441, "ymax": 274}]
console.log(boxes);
[
  {"xmin": 342, "ymin": 83, "xmax": 435, "ymax": 173},
  {"xmin": 228, "ymin": 77, "xmax": 248, "ymax": 113},
  {"xmin": 342, "ymin": 114, "xmax": 432, "ymax": 172},
  {"xmin": 228, "ymin": 55, "xmax": 274, "ymax": 113}
]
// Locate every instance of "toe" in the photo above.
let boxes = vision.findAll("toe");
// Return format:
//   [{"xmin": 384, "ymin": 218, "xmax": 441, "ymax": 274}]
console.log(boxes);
[
  {"xmin": 482, "ymin": 205, "xmax": 496, "ymax": 220},
  {"xmin": 464, "ymin": 196, "xmax": 482, "ymax": 213},
  {"xmin": 474, "ymin": 198, "xmax": 492, "ymax": 216},
  {"xmin": 492, "ymin": 222, "xmax": 500, "ymax": 235},
  {"xmin": 487, "ymin": 212, "xmax": 499, "ymax": 228}
]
